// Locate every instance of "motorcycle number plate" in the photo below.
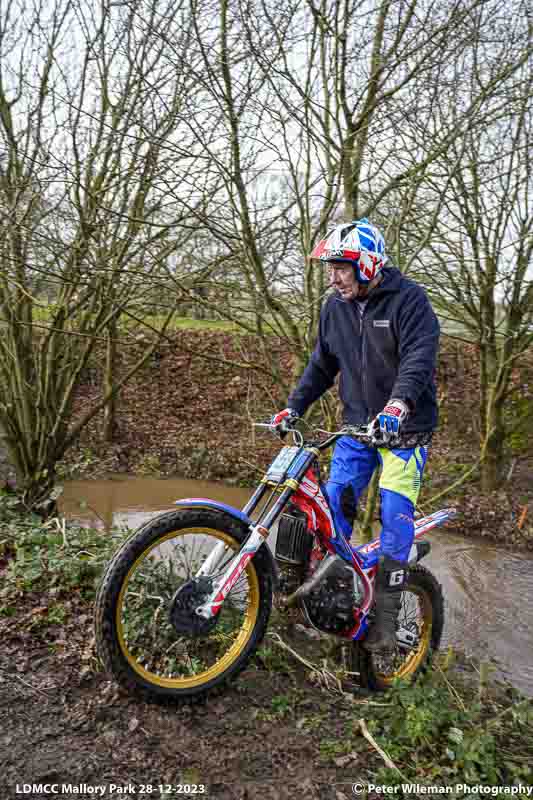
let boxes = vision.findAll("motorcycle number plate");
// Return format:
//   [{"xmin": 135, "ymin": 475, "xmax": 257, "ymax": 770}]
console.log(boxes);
[{"xmin": 267, "ymin": 446, "xmax": 300, "ymax": 482}]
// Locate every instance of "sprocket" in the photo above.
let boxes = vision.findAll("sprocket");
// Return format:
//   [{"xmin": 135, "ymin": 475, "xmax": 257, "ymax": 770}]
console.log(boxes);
[{"xmin": 302, "ymin": 576, "xmax": 355, "ymax": 635}]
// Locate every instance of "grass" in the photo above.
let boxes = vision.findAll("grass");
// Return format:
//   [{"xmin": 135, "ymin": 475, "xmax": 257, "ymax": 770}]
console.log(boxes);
[
  {"xmin": 0, "ymin": 494, "xmax": 126, "ymax": 603},
  {"xmin": 28, "ymin": 296, "xmax": 479, "ymax": 340},
  {"xmin": 30, "ymin": 305, "xmax": 242, "ymax": 333},
  {"xmin": 29, "ymin": 306, "xmax": 258, "ymax": 336},
  {"xmin": 130, "ymin": 315, "xmax": 241, "ymax": 333}
]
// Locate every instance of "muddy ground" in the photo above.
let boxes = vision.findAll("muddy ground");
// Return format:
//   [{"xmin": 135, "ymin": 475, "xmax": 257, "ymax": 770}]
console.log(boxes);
[{"xmin": 1, "ymin": 592, "xmax": 393, "ymax": 800}]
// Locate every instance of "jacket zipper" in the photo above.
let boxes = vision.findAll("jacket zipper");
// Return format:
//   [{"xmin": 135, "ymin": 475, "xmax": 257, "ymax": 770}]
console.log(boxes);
[{"xmin": 360, "ymin": 307, "xmax": 369, "ymax": 419}]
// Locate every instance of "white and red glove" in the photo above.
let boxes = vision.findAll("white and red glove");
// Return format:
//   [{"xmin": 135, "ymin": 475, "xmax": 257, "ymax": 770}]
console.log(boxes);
[
  {"xmin": 372, "ymin": 399, "xmax": 410, "ymax": 443},
  {"xmin": 271, "ymin": 408, "xmax": 299, "ymax": 438}
]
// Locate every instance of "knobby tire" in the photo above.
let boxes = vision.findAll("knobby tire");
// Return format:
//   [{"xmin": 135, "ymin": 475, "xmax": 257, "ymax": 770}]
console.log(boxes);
[
  {"xmin": 360, "ymin": 564, "xmax": 444, "ymax": 691},
  {"xmin": 94, "ymin": 508, "xmax": 273, "ymax": 704}
]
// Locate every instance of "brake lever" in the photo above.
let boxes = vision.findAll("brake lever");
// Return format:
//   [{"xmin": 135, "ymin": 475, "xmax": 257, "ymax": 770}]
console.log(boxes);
[{"xmin": 252, "ymin": 421, "xmax": 298, "ymax": 442}]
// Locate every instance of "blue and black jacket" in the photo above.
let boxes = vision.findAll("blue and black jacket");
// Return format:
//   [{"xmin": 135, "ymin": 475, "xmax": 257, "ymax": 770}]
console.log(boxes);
[{"xmin": 288, "ymin": 267, "xmax": 440, "ymax": 434}]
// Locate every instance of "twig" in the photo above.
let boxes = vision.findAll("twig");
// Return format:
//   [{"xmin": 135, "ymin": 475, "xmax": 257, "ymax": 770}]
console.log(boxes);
[
  {"xmin": 426, "ymin": 426, "xmax": 496, "ymax": 506},
  {"xmin": 486, "ymin": 697, "xmax": 532, "ymax": 729},
  {"xmin": 42, "ymin": 516, "xmax": 68, "ymax": 547},
  {"xmin": 358, "ymin": 718, "xmax": 401, "ymax": 773},
  {"xmin": 269, "ymin": 631, "xmax": 325, "ymax": 671},
  {"xmin": 435, "ymin": 663, "xmax": 467, "ymax": 712},
  {"xmin": 268, "ymin": 632, "xmax": 346, "ymax": 696},
  {"xmin": 83, "ymin": 504, "xmax": 111, "ymax": 529},
  {"xmin": 517, "ymin": 505, "xmax": 528, "ymax": 531},
  {"xmin": 42, "ymin": 516, "xmax": 62, "ymax": 530},
  {"xmin": 268, "ymin": 632, "xmax": 390, "ymax": 704},
  {"xmin": 358, "ymin": 719, "xmax": 428, "ymax": 799},
  {"xmin": 0, "ymin": 666, "xmax": 50, "ymax": 698},
  {"xmin": 238, "ymin": 458, "xmax": 265, "ymax": 477}
]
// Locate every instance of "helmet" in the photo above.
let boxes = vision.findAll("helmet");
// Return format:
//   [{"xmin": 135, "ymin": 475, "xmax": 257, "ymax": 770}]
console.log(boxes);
[{"xmin": 310, "ymin": 218, "xmax": 387, "ymax": 283}]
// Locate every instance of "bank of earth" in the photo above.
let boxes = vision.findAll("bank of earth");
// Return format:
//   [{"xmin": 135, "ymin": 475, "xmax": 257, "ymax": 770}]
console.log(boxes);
[{"xmin": 63, "ymin": 330, "xmax": 533, "ymax": 551}]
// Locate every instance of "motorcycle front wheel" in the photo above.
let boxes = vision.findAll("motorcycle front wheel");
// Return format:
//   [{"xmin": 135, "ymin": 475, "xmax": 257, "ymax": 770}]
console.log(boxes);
[
  {"xmin": 94, "ymin": 508, "xmax": 273, "ymax": 703},
  {"xmin": 360, "ymin": 564, "xmax": 444, "ymax": 691}
]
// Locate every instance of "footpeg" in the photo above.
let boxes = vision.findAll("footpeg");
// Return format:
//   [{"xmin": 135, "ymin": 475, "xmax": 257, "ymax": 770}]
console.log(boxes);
[{"xmin": 395, "ymin": 627, "xmax": 419, "ymax": 649}]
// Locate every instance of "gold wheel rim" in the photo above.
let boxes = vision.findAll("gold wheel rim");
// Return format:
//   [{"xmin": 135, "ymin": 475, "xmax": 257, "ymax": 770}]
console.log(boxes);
[
  {"xmin": 376, "ymin": 584, "xmax": 432, "ymax": 686},
  {"xmin": 116, "ymin": 527, "xmax": 260, "ymax": 689}
]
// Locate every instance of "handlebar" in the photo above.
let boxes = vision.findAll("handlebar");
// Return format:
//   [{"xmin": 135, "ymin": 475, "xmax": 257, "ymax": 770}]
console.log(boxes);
[
  {"xmin": 253, "ymin": 421, "xmax": 378, "ymax": 450},
  {"xmin": 313, "ymin": 425, "xmax": 375, "ymax": 451}
]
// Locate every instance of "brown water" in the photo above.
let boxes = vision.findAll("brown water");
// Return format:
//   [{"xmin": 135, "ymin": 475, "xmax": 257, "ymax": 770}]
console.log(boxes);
[{"xmin": 60, "ymin": 475, "xmax": 533, "ymax": 696}]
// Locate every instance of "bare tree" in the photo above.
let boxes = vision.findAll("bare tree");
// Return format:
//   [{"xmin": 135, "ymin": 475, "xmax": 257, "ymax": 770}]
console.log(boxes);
[
  {"xmin": 1, "ymin": 0, "xmax": 531, "ymax": 509},
  {"xmin": 162, "ymin": 0, "xmax": 532, "ymax": 410},
  {"xmin": 419, "ymin": 64, "xmax": 533, "ymax": 489},
  {"xmin": 0, "ymin": 0, "xmax": 207, "ymax": 509}
]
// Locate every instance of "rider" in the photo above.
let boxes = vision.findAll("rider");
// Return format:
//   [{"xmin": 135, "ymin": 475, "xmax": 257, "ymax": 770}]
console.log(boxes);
[{"xmin": 272, "ymin": 219, "xmax": 440, "ymax": 652}]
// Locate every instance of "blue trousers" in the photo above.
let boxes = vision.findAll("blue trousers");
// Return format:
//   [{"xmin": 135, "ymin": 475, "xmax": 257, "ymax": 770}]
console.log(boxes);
[{"xmin": 325, "ymin": 436, "xmax": 429, "ymax": 562}]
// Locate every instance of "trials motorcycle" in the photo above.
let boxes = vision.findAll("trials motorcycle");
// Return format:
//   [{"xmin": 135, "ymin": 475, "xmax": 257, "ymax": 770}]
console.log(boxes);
[{"xmin": 95, "ymin": 421, "xmax": 456, "ymax": 700}]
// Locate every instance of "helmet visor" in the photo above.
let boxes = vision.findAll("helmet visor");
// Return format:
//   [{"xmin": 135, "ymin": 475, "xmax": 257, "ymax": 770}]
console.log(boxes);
[{"xmin": 310, "ymin": 237, "xmax": 361, "ymax": 263}]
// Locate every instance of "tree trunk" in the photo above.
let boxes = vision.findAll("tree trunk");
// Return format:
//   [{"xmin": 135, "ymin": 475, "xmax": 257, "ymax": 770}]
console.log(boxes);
[
  {"xmin": 103, "ymin": 319, "xmax": 118, "ymax": 443},
  {"xmin": 17, "ymin": 459, "xmax": 59, "ymax": 518},
  {"xmin": 480, "ymin": 400, "xmax": 505, "ymax": 492}
]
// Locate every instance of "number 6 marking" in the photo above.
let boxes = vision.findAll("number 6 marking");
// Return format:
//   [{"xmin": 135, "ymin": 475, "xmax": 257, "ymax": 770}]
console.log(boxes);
[{"xmin": 389, "ymin": 570, "xmax": 405, "ymax": 586}]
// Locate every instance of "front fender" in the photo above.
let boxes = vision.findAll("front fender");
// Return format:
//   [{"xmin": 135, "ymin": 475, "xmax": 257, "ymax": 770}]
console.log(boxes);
[{"xmin": 174, "ymin": 498, "xmax": 279, "ymax": 587}]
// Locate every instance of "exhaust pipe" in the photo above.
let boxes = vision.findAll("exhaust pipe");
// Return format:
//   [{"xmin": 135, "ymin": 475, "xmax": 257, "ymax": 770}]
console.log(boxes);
[{"xmin": 284, "ymin": 554, "xmax": 352, "ymax": 607}]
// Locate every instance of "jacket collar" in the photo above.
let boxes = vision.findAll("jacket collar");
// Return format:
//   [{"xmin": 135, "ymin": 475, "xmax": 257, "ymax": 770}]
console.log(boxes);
[{"xmin": 374, "ymin": 266, "xmax": 403, "ymax": 292}]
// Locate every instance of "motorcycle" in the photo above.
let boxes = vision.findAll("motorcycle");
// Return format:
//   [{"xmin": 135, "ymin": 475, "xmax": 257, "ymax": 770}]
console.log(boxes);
[{"xmin": 94, "ymin": 420, "xmax": 456, "ymax": 701}]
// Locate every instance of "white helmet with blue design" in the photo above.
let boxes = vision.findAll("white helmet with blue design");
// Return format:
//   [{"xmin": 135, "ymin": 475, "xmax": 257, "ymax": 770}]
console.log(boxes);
[{"xmin": 310, "ymin": 218, "xmax": 387, "ymax": 283}]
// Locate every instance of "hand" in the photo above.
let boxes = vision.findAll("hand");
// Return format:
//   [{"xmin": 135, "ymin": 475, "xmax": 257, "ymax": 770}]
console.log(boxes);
[
  {"xmin": 271, "ymin": 408, "xmax": 299, "ymax": 438},
  {"xmin": 371, "ymin": 399, "xmax": 409, "ymax": 444}
]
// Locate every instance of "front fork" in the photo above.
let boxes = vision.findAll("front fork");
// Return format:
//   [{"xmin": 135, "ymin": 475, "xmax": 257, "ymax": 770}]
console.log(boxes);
[
  {"xmin": 194, "ymin": 523, "xmax": 270, "ymax": 619},
  {"xmin": 194, "ymin": 484, "xmax": 294, "ymax": 619},
  {"xmin": 196, "ymin": 541, "xmax": 229, "ymax": 578}
]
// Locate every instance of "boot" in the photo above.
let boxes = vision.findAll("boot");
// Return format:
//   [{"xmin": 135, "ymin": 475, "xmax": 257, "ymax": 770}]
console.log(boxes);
[{"xmin": 365, "ymin": 555, "xmax": 408, "ymax": 653}]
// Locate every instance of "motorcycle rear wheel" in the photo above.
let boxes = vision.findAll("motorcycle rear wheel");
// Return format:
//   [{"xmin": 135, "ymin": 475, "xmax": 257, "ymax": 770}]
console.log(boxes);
[
  {"xmin": 360, "ymin": 564, "xmax": 444, "ymax": 691},
  {"xmin": 94, "ymin": 508, "xmax": 273, "ymax": 703}
]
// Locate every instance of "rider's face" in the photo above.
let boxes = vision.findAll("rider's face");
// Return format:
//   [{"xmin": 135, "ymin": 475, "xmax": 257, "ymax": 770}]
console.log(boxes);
[{"xmin": 328, "ymin": 262, "xmax": 369, "ymax": 301}]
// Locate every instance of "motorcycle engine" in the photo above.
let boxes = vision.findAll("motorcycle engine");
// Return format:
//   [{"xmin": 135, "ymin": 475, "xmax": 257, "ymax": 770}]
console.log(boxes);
[
  {"xmin": 302, "ymin": 573, "xmax": 356, "ymax": 635},
  {"xmin": 275, "ymin": 505, "xmax": 360, "ymax": 635}
]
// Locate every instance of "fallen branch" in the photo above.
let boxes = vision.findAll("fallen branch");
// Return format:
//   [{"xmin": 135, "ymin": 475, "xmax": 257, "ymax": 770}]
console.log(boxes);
[
  {"xmin": 268, "ymin": 631, "xmax": 344, "ymax": 692},
  {"xmin": 358, "ymin": 718, "xmax": 401, "ymax": 773},
  {"xmin": 268, "ymin": 632, "xmax": 391, "ymax": 707},
  {"xmin": 268, "ymin": 631, "xmax": 367, "ymax": 698}
]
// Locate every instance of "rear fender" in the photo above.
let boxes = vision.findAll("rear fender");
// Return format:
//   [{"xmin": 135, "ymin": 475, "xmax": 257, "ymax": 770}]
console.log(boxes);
[{"xmin": 174, "ymin": 498, "xmax": 279, "ymax": 586}]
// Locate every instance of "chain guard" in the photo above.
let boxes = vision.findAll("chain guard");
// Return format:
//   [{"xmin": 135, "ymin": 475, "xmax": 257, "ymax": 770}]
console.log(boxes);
[{"xmin": 168, "ymin": 578, "xmax": 218, "ymax": 637}]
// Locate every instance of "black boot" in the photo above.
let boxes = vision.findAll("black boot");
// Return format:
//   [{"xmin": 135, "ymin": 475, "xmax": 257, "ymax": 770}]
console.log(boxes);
[{"xmin": 365, "ymin": 555, "xmax": 408, "ymax": 653}]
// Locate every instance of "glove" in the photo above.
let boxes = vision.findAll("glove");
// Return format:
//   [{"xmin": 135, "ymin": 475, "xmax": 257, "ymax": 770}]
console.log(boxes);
[
  {"xmin": 372, "ymin": 399, "xmax": 410, "ymax": 444},
  {"xmin": 271, "ymin": 408, "xmax": 299, "ymax": 438}
]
